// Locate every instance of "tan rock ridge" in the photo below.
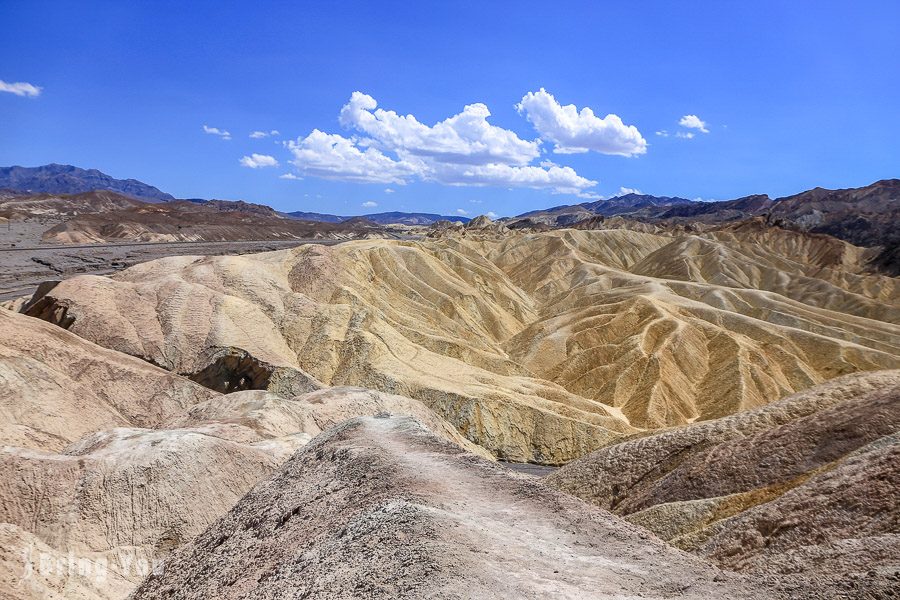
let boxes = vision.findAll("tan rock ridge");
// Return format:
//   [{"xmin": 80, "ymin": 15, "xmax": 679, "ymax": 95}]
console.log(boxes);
[
  {"xmin": 545, "ymin": 370, "xmax": 900, "ymax": 597},
  {"xmin": 22, "ymin": 229, "xmax": 900, "ymax": 463},
  {"xmin": 130, "ymin": 416, "xmax": 777, "ymax": 600},
  {"xmin": 22, "ymin": 194, "xmax": 393, "ymax": 245},
  {"xmin": 1, "ymin": 391, "xmax": 489, "ymax": 600}
]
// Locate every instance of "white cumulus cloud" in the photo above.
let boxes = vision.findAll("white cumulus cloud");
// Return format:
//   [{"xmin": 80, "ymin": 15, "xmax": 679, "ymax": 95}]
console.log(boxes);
[
  {"xmin": 485, "ymin": 211, "xmax": 499, "ymax": 219},
  {"xmin": 676, "ymin": 131, "xmax": 695, "ymax": 139},
  {"xmin": 339, "ymin": 91, "xmax": 539, "ymax": 165},
  {"xmin": 0, "ymin": 80, "xmax": 41, "ymax": 97},
  {"xmin": 239, "ymin": 153, "xmax": 279, "ymax": 168},
  {"xmin": 516, "ymin": 88, "xmax": 647, "ymax": 156},
  {"xmin": 279, "ymin": 173, "xmax": 300, "ymax": 180},
  {"xmin": 250, "ymin": 129, "xmax": 281, "ymax": 139},
  {"xmin": 617, "ymin": 186, "xmax": 642, "ymax": 196},
  {"xmin": 679, "ymin": 115, "xmax": 709, "ymax": 133},
  {"xmin": 362, "ymin": 201, "xmax": 378, "ymax": 207},
  {"xmin": 285, "ymin": 92, "xmax": 599, "ymax": 195},
  {"xmin": 286, "ymin": 129, "xmax": 418, "ymax": 184},
  {"xmin": 455, "ymin": 208, "xmax": 469, "ymax": 215},
  {"xmin": 384, "ymin": 188, "xmax": 395, "ymax": 194},
  {"xmin": 434, "ymin": 162, "xmax": 595, "ymax": 190},
  {"xmin": 203, "ymin": 125, "xmax": 231, "ymax": 140}
]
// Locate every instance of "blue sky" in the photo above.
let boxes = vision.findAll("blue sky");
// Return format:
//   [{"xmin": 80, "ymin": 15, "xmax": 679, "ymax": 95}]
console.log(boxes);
[{"xmin": 1, "ymin": 1, "xmax": 898, "ymax": 216}]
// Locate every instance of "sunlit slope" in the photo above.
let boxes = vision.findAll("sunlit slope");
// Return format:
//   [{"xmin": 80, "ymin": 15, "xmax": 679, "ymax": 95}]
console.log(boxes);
[
  {"xmin": 27, "ymin": 229, "xmax": 900, "ymax": 462},
  {"xmin": 544, "ymin": 370, "xmax": 900, "ymax": 594},
  {"xmin": 0, "ymin": 309, "xmax": 217, "ymax": 451}
]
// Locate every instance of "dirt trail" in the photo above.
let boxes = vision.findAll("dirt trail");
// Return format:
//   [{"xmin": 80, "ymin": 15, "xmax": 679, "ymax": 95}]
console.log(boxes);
[
  {"xmin": 371, "ymin": 418, "xmax": 660, "ymax": 596},
  {"xmin": 132, "ymin": 416, "xmax": 776, "ymax": 599}
]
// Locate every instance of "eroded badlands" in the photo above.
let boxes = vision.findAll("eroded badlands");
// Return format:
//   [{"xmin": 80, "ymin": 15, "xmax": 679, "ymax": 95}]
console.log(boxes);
[
  {"xmin": 1, "ymin": 225, "xmax": 898, "ymax": 599},
  {"xmin": 24, "ymin": 229, "xmax": 899, "ymax": 462}
]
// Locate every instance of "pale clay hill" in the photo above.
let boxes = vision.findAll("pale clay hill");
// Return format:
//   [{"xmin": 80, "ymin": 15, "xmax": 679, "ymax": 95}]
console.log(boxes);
[
  {"xmin": 23, "ymin": 228, "xmax": 900, "ymax": 464},
  {"xmin": 0, "ymin": 309, "xmax": 487, "ymax": 600},
  {"xmin": 2, "ymin": 324, "xmax": 896, "ymax": 599},
  {"xmin": 0, "ymin": 308, "xmax": 215, "ymax": 451}
]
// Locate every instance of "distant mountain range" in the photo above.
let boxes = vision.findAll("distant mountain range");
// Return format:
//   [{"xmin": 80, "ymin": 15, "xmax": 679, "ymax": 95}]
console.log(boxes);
[
  {"xmin": 507, "ymin": 179, "xmax": 900, "ymax": 274},
  {"xmin": 2, "ymin": 165, "xmax": 896, "ymax": 269},
  {"xmin": 509, "ymin": 181, "xmax": 899, "ymax": 237},
  {"xmin": 0, "ymin": 164, "xmax": 175, "ymax": 203},
  {"xmin": 0, "ymin": 164, "xmax": 470, "ymax": 225},
  {"xmin": 516, "ymin": 194, "xmax": 694, "ymax": 226}
]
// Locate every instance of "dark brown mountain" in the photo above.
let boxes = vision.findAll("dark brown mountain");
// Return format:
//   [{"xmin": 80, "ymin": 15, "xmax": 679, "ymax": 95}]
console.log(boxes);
[
  {"xmin": 515, "ymin": 193, "xmax": 693, "ymax": 225},
  {"xmin": 39, "ymin": 196, "xmax": 387, "ymax": 244},
  {"xmin": 652, "ymin": 194, "xmax": 774, "ymax": 222},
  {"xmin": 766, "ymin": 179, "xmax": 900, "ymax": 274},
  {"xmin": 580, "ymin": 193, "xmax": 694, "ymax": 214},
  {"xmin": 510, "ymin": 180, "xmax": 899, "ymax": 274},
  {"xmin": 0, "ymin": 190, "xmax": 146, "ymax": 220}
]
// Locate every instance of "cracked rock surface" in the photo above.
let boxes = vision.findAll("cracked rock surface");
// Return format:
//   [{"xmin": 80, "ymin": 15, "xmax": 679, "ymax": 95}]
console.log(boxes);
[{"xmin": 132, "ymin": 416, "xmax": 773, "ymax": 600}]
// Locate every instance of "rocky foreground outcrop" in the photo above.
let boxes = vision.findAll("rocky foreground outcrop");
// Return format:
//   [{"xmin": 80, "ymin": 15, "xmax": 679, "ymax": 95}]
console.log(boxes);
[
  {"xmin": 545, "ymin": 370, "xmax": 900, "ymax": 598},
  {"xmin": 0, "ymin": 311, "xmax": 488, "ymax": 600},
  {"xmin": 131, "ymin": 416, "xmax": 773, "ymax": 600}
]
